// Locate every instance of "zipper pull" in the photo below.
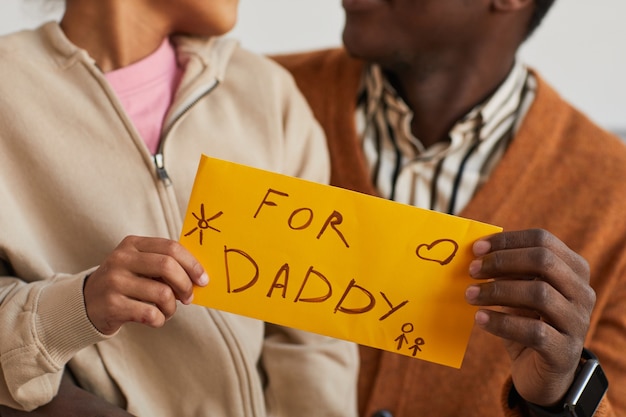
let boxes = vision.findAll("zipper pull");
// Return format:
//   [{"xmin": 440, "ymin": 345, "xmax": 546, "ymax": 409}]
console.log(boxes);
[{"xmin": 154, "ymin": 153, "xmax": 172, "ymax": 186}]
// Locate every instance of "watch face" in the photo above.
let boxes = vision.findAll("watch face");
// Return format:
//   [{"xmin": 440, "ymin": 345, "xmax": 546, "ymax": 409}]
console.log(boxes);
[{"xmin": 566, "ymin": 359, "xmax": 608, "ymax": 417}]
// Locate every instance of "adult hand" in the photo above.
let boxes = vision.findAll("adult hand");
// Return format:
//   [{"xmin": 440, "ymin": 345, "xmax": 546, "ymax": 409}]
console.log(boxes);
[
  {"xmin": 84, "ymin": 236, "xmax": 208, "ymax": 335},
  {"xmin": 0, "ymin": 370, "xmax": 135, "ymax": 416},
  {"xmin": 465, "ymin": 229, "xmax": 595, "ymax": 407}
]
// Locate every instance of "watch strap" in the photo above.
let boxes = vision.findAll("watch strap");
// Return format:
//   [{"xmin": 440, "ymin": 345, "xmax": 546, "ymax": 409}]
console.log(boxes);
[
  {"xmin": 509, "ymin": 383, "xmax": 568, "ymax": 417},
  {"xmin": 508, "ymin": 348, "xmax": 607, "ymax": 417}
]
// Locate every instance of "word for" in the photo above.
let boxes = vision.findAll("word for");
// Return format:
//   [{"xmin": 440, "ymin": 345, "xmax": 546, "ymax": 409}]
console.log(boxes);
[{"xmin": 254, "ymin": 188, "xmax": 350, "ymax": 248}]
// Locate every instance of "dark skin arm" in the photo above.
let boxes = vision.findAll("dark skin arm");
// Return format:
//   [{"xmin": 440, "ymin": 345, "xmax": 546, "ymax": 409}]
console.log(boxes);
[
  {"xmin": 465, "ymin": 229, "xmax": 595, "ymax": 408},
  {"xmin": 0, "ymin": 370, "xmax": 134, "ymax": 417}
]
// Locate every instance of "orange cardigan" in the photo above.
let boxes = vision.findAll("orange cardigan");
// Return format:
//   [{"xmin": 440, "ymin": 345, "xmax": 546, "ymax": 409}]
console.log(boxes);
[{"xmin": 274, "ymin": 48, "xmax": 626, "ymax": 417}]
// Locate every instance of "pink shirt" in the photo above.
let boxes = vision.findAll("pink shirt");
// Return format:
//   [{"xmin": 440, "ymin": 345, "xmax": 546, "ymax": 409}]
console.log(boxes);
[{"xmin": 105, "ymin": 39, "xmax": 183, "ymax": 154}]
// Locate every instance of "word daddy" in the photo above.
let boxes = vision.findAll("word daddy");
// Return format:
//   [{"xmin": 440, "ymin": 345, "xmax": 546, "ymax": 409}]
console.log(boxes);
[{"xmin": 180, "ymin": 155, "xmax": 501, "ymax": 368}]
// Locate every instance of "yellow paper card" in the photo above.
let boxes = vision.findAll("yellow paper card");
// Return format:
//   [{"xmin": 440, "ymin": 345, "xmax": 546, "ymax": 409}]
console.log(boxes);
[{"xmin": 180, "ymin": 155, "xmax": 502, "ymax": 368}]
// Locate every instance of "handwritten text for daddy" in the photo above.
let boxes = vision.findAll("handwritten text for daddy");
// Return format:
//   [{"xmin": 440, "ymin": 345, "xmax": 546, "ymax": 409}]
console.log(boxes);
[{"xmin": 180, "ymin": 155, "xmax": 501, "ymax": 368}]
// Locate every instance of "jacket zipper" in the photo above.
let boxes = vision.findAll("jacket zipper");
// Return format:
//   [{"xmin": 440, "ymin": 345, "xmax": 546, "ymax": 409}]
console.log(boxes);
[
  {"xmin": 153, "ymin": 79, "xmax": 221, "ymax": 185},
  {"xmin": 154, "ymin": 153, "xmax": 171, "ymax": 185}
]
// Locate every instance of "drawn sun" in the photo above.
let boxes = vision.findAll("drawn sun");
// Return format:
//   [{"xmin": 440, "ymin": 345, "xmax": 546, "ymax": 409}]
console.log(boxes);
[{"xmin": 184, "ymin": 203, "xmax": 223, "ymax": 245}]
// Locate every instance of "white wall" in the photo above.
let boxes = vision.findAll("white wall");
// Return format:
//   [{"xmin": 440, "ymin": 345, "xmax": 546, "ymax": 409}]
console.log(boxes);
[
  {"xmin": 518, "ymin": 1, "xmax": 626, "ymax": 135},
  {"xmin": 1, "ymin": 0, "xmax": 624, "ymax": 135}
]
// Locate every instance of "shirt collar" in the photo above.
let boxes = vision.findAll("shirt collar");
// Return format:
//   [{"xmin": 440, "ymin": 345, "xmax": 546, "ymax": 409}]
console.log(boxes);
[{"xmin": 360, "ymin": 61, "xmax": 529, "ymax": 150}]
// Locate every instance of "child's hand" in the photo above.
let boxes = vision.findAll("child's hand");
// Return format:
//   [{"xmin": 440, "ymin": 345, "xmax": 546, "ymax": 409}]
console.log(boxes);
[{"xmin": 84, "ymin": 236, "xmax": 209, "ymax": 335}]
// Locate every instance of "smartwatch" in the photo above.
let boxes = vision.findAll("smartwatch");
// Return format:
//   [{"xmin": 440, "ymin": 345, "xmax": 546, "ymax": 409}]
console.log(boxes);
[{"xmin": 511, "ymin": 348, "xmax": 609, "ymax": 417}]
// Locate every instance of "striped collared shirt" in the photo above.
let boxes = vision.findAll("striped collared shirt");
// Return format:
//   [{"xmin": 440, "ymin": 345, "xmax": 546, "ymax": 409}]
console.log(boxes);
[{"xmin": 356, "ymin": 63, "xmax": 537, "ymax": 215}]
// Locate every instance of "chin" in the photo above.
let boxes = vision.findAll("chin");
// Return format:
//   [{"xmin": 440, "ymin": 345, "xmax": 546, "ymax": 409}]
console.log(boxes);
[
  {"xmin": 176, "ymin": 7, "xmax": 238, "ymax": 38},
  {"xmin": 180, "ymin": 19, "xmax": 237, "ymax": 38},
  {"xmin": 342, "ymin": 12, "xmax": 390, "ymax": 59},
  {"xmin": 342, "ymin": 23, "xmax": 365, "ymax": 58},
  {"xmin": 212, "ymin": 21, "xmax": 237, "ymax": 37},
  {"xmin": 342, "ymin": 26, "xmax": 384, "ymax": 63}
]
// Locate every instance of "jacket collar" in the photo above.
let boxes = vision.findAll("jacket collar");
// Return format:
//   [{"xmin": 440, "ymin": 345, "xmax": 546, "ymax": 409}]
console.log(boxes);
[{"xmin": 38, "ymin": 20, "xmax": 238, "ymax": 84}]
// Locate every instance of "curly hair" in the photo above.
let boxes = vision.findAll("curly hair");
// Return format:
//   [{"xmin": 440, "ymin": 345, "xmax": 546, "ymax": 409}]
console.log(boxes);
[{"xmin": 527, "ymin": 0, "xmax": 556, "ymax": 37}]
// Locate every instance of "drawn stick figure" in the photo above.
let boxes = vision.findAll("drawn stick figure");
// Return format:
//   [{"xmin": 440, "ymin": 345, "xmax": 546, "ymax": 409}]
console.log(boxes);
[
  {"xmin": 394, "ymin": 323, "xmax": 414, "ymax": 350},
  {"xmin": 409, "ymin": 337, "xmax": 425, "ymax": 356}
]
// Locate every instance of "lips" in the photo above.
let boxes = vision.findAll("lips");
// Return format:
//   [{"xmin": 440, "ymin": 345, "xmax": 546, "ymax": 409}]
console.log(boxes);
[{"xmin": 342, "ymin": 0, "xmax": 387, "ymax": 12}]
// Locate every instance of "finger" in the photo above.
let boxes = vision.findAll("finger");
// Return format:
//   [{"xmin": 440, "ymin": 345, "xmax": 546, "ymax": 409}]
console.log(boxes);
[
  {"xmin": 470, "ymin": 246, "xmax": 592, "ymax": 305},
  {"xmin": 123, "ymin": 236, "xmax": 209, "ymax": 287},
  {"xmin": 119, "ymin": 250, "xmax": 196, "ymax": 304},
  {"xmin": 123, "ymin": 277, "xmax": 179, "ymax": 319},
  {"xmin": 85, "ymin": 269, "xmax": 179, "ymax": 333},
  {"xmin": 475, "ymin": 229, "xmax": 590, "ymax": 280},
  {"xmin": 473, "ymin": 308, "xmax": 581, "ymax": 366},
  {"xmin": 465, "ymin": 280, "xmax": 582, "ymax": 334},
  {"xmin": 110, "ymin": 295, "xmax": 171, "ymax": 330},
  {"xmin": 85, "ymin": 290, "xmax": 170, "ymax": 335}
]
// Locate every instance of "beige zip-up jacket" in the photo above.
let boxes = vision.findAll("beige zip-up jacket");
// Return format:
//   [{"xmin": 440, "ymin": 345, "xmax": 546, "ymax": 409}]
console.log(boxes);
[{"xmin": 0, "ymin": 23, "xmax": 358, "ymax": 416}]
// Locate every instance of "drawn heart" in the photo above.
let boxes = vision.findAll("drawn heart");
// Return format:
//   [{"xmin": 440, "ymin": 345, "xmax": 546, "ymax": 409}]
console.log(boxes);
[{"xmin": 415, "ymin": 239, "xmax": 459, "ymax": 266}]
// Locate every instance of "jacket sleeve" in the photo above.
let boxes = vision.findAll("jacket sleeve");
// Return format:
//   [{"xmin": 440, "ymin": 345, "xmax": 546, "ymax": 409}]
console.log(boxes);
[
  {"xmin": 259, "ymin": 63, "xmax": 359, "ymax": 417},
  {"xmin": 274, "ymin": 60, "xmax": 331, "ymax": 187},
  {"xmin": 0, "ymin": 265, "xmax": 108, "ymax": 411}
]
